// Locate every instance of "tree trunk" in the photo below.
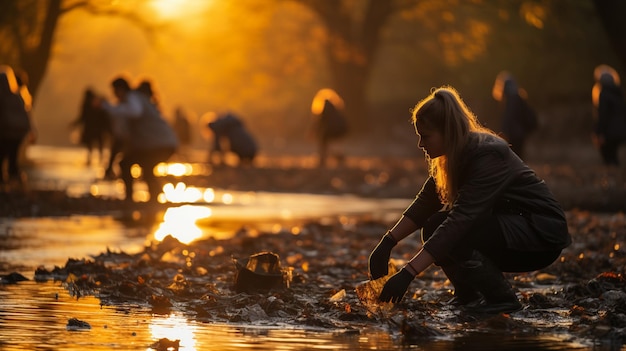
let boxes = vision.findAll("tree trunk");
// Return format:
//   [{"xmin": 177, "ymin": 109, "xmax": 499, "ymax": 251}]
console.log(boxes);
[
  {"xmin": 592, "ymin": 0, "xmax": 626, "ymax": 71},
  {"xmin": 292, "ymin": 0, "xmax": 396, "ymax": 136},
  {"xmin": 21, "ymin": 0, "xmax": 63, "ymax": 102}
]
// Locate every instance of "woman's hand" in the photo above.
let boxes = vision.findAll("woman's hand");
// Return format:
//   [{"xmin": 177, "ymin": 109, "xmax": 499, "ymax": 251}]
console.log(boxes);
[
  {"xmin": 368, "ymin": 234, "xmax": 396, "ymax": 280},
  {"xmin": 378, "ymin": 268, "xmax": 415, "ymax": 303}
]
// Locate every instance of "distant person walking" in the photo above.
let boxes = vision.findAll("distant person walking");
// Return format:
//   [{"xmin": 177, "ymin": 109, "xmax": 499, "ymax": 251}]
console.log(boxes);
[
  {"xmin": 492, "ymin": 71, "xmax": 538, "ymax": 160},
  {"xmin": 310, "ymin": 88, "xmax": 348, "ymax": 167},
  {"xmin": 206, "ymin": 111, "xmax": 258, "ymax": 166},
  {"xmin": 172, "ymin": 105, "xmax": 192, "ymax": 160},
  {"xmin": 0, "ymin": 65, "xmax": 33, "ymax": 190},
  {"xmin": 136, "ymin": 79, "xmax": 161, "ymax": 110},
  {"xmin": 591, "ymin": 65, "xmax": 626, "ymax": 166},
  {"xmin": 14, "ymin": 70, "xmax": 36, "ymax": 166},
  {"xmin": 101, "ymin": 76, "xmax": 179, "ymax": 203},
  {"xmin": 70, "ymin": 88, "xmax": 112, "ymax": 166},
  {"xmin": 105, "ymin": 79, "xmax": 163, "ymax": 180}
]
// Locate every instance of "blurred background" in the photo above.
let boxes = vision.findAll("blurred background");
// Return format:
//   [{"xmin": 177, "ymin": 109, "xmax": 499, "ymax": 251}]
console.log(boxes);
[{"xmin": 1, "ymin": 0, "xmax": 624, "ymax": 162}]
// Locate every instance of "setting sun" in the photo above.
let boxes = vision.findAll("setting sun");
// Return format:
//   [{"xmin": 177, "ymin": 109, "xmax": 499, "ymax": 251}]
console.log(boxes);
[{"xmin": 150, "ymin": 0, "xmax": 211, "ymax": 19}]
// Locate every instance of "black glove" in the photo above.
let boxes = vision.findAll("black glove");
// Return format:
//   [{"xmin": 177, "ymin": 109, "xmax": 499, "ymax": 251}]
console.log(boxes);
[
  {"xmin": 378, "ymin": 268, "xmax": 414, "ymax": 303},
  {"xmin": 368, "ymin": 234, "xmax": 397, "ymax": 280}
]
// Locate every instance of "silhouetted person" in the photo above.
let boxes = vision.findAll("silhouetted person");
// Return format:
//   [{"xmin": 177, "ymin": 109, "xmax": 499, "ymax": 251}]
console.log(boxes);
[
  {"xmin": 70, "ymin": 88, "xmax": 112, "ymax": 165},
  {"xmin": 104, "ymin": 79, "xmax": 162, "ymax": 180},
  {"xmin": 14, "ymin": 70, "xmax": 36, "ymax": 166},
  {"xmin": 102, "ymin": 76, "xmax": 179, "ymax": 203},
  {"xmin": 591, "ymin": 65, "xmax": 626, "ymax": 166},
  {"xmin": 207, "ymin": 112, "xmax": 258, "ymax": 166},
  {"xmin": 310, "ymin": 88, "xmax": 348, "ymax": 167},
  {"xmin": 0, "ymin": 65, "xmax": 33, "ymax": 190},
  {"xmin": 172, "ymin": 106, "xmax": 192, "ymax": 160},
  {"xmin": 492, "ymin": 72, "xmax": 537, "ymax": 160},
  {"xmin": 136, "ymin": 79, "xmax": 161, "ymax": 110}
]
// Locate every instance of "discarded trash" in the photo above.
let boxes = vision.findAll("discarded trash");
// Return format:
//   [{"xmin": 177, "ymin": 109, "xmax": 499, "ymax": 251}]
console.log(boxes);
[
  {"xmin": 150, "ymin": 337, "xmax": 180, "ymax": 351},
  {"xmin": 355, "ymin": 263, "xmax": 397, "ymax": 316},
  {"xmin": 329, "ymin": 289, "xmax": 346, "ymax": 302},
  {"xmin": 0, "ymin": 272, "xmax": 29, "ymax": 284},
  {"xmin": 233, "ymin": 252, "xmax": 291, "ymax": 293},
  {"xmin": 66, "ymin": 317, "xmax": 91, "ymax": 331}
]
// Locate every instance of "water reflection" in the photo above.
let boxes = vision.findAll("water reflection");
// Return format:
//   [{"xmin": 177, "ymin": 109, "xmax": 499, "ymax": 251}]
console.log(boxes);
[
  {"xmin": 154, "ymin": 205, "xmax": 210, "ymax": 244},
  {"xmin": 0, "ymin": 216, "xmax": 147, "ymax": 276},
  {"xmin": 161, "ymin": 182, "xmax": 214, "ymax": 204},
  {"xmin": 0, "ymin": 280, "xmax": 595, "ymax": 351},
  {"xmin": 149, "ymin": 314, "xmax": 197, "ymax": 351},
  {"xmin": 144, "ymin": 180, "xmax": 409, "ymax": 244}
]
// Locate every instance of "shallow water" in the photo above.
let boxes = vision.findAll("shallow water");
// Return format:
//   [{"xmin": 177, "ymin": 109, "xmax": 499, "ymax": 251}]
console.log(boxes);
[
  {"xmin": 0, "ymin": 146, "xmax": 619, "ymax": 350},
  {"xmin": 0, "ymin": 280, "xmax": 597, "ymax": 351}
]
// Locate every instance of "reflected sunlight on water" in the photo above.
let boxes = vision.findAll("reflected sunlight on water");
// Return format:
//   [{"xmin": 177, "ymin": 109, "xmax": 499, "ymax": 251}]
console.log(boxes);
[
  {"xmin": 0, "ymin": 281, "xmax": 598, "ymax": 351},
  {"xmin": 148, "ymin": 180, "xmax": 410, "ymax": 244},
  {"xmin": 154, "ymin": 205, "xmax": 211, "ymax": 244},
  {"xmin": 0, "ymin": 216, "xmax": 147, "ymax": 278},
  {"xmin": 0, "ymin": 281, "xmax": 405, "ymax": 351},
  {"xmin": 149, "ymin": 314, "xmax": 198, "ymax": 351}
]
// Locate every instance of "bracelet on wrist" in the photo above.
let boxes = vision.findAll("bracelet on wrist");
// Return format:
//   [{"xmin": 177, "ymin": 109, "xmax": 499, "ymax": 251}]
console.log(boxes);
[{"xmin": 404, "ymin": 261, "xmax": 419, "ymax": 277}]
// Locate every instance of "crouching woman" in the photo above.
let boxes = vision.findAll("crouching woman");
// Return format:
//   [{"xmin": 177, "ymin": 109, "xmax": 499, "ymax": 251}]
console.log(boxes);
[{"xmin": 368, "ymin": 86, "xmax": 571, "ymax": 314}]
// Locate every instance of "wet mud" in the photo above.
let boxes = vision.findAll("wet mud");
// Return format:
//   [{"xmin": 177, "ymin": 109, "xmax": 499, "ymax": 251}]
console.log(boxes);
[{"xmin": 1, "ymin": 159, "xmax": 626, "ymax": 349}]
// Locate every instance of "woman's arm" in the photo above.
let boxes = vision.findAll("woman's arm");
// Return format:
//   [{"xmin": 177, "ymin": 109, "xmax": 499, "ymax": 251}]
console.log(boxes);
[
  {"xmin": 103, "ymin": 93, "xmax": 143, "ymax": 119},
  {"xmin": 387, "ymin": 215, "xmax": 419, "ymax": 242},
  {"xmin": 404, "ymin": 248, "xmax": 435, "ymax": 276}
]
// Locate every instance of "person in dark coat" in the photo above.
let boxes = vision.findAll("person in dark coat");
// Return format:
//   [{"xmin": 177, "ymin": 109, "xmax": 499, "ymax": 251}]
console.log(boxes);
[
  {"xmin": 592, "ymin": 66, "xmax": 626, "ymax": 166},
  {"xmin": 101, "ymin": 76, "xmax": 179, "ymax": 203},
  {"xmin": 368, "ymin": 86, "xmax": 570, "ymax": 315},
  {"xmin": 207, "ymin": 112, "xmax": 258, "ymax": 166},
  {"xmin": 70, "ymin": 88, "xmax": 112, "ymax": 166},
  {"xmin": 0, "ymin": 65, "xmax": 32, "ymax": 189},
  {"xmin": 492, "ymin": 72, "xmax": 537, "ymax": 160},
  {"xmin": 310, "ymin": 88, "xmax": 348, "ymax": 167}
]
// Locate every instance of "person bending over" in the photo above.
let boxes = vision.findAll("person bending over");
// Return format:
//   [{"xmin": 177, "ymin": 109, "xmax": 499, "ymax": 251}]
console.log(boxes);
[{"xmin": 368, "ymin": 86, "xmax": 571, "ymax": 314}]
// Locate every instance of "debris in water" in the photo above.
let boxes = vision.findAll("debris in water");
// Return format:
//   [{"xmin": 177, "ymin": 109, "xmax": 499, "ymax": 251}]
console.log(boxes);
[
  {"xmin": 0, "ymin": 272, "xmax": 29, "ymax": 284},
  {"xmin": 150, "ymin": 337, "xmax": 180, "ymax": 351},
  {"xmin": 329, "ymin": 289, "xmax": 346, "ymax": 302},
  {"xmin": 233, "ymin": 251, "xmax": 291, "ymax": 292},
  {"xmin": 355, "ymin": 263, "xmax": 397, "ymax": 317},
  {"xmin": 66, "ymin": 317, "xmax": 91, "ymax": 331}
]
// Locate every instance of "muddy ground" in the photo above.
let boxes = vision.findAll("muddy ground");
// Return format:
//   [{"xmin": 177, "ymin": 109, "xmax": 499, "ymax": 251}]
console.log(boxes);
[{"xmin": 1, "ymin": 157, "xmax": 626, "ymax": 348}]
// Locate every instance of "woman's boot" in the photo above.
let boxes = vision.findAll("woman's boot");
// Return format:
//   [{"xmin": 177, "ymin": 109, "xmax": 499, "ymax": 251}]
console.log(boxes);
[
  {"xmin": 462, "ymin": 251, "xmax": 522, "ymax": 314},
  {"xmin": 441, "ymin": 264, "xmax": 482, "ymax": 306}
]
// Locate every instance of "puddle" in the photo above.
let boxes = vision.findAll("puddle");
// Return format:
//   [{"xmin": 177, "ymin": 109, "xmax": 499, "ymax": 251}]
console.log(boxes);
[{"xmin": 0, "ymin": 280, "xmax": 595, "ymax": 351}]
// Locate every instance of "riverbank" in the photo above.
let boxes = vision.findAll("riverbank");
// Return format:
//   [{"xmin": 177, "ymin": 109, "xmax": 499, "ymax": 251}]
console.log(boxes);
[{"xmin": 2, "ymin": 152, "xmax": 626, "ymax": 348}]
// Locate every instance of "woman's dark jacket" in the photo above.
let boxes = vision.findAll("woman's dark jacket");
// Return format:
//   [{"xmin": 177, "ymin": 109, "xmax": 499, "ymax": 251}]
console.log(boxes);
[{"xmin": 403, "ymin": 133, "xmax": 571, "ymax": 262}]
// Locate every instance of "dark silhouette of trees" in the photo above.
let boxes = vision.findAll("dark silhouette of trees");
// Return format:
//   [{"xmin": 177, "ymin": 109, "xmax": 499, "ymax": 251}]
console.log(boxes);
[
  {"xmin": 592, "ymin": 0, "xmax": 626, "ymax": 71},
  {"xmin": 0, "ymin": 0, "xmax": 63, "ymax": 100},
  {"xmin": 0, "ymin": 0, "xmax": 156, "ymax": 102},
  {"xmin": 1, "ymin": 0, "xmax": 623, "ymax": 138},
  {"xmin": 287, "ymin": 0, "xmax": 400, "ymax": 132}
]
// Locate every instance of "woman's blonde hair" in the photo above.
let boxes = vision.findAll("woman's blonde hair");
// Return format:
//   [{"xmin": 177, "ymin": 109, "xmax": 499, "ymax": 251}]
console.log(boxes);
[{"xmin": 411, "ymin": 86, "xmax": 497, "ymax": 204}]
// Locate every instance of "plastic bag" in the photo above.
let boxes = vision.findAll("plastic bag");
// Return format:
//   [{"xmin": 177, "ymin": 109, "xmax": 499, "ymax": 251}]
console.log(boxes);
[{"xmin": 355, "ymin": 262, "xmax": 397, "ymax": 316}]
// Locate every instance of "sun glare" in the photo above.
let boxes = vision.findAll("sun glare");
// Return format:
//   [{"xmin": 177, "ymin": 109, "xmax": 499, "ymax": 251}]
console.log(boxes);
[{"xmin": 150, "ymin": 0, "xmax": 210, "ymax": 19}]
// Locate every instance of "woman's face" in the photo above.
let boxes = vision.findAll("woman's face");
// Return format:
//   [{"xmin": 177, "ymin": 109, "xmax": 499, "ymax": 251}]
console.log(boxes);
[{"xmin": 415, "ymin": 121, "xmax": 445, "ymax": 159}]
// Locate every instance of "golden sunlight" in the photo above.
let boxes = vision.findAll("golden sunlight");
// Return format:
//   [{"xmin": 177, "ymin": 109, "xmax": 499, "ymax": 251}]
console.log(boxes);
[
  {"xmin": 150, "ymin": 0, "xmax": 211, "ymax": 20},
  {"xmin": 154, "ymin": 205, "xmax": 212, "ymax": 244},
  {"xmin": 149, "ymin": 313, "xmax": 197, "ymax": 351},
  {"xmin": 163, "ymin": 182, "xmax": 205, "ymax": 203}
]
